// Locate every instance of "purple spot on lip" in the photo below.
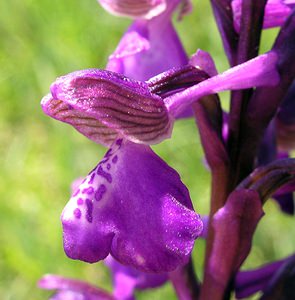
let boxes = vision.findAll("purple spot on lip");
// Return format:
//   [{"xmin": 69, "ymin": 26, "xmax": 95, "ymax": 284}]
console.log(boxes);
[
  {"xmin": 97, "ymin": 166, "xmax": 112, "ymax": 183},
  {"xmin": 112, "ymin": 155, "xmax": 118, "ymax": 164},
  {"xmin": 72, "ymin": 189, "xmax": 80, "ymax": 197},
  {"xmin": 85, "ymin": 199, "xmax": 93, "ymax": 223},
  {"xmin": 77, "ymin": 198, "xmax": 83, "ymax": 205},
  {"xmin": 88, "ymin": 173, "xmax": 96, "ymax": 184},
  {"xmin": 73, "ymin": 208, "xmax": 81, "ymax": 219},
  {"xmin": 100, "ymin": 157, "xmax": 110, "ymax": 164},
  {"xmin": 105, "ymin": 148, "xmax": 113, "ymax": 157},
  {"xmin": 82, "ymin": 187, "xmax": 94, "ymax": 195},
  {"xmin": 95, "ymin": 184, "xmax": 107, "ymax": 201},
  {"xmin": 116, "ymin": 139, "xmax": 123, "ymax": 146}
]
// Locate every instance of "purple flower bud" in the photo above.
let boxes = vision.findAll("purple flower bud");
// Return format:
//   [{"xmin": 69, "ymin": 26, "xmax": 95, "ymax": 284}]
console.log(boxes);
[
  {"xmin": 41, "ymin": 69, "xmax": 172, "ymax": 146},
  {"xmin": 189, "ymin": 49, "xmax": 218, "ymax": 77},
  {"xmin": 201, "ymin": 189, "xmax": 264, "ymax": 298},
  {"xmin": 62, "ymin": 139, "xmax": 203, "ymax": 272}
]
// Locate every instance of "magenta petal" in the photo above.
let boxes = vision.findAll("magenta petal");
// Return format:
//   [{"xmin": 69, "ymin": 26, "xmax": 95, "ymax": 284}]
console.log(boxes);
[
  {"xmin": 38, "ymin": 274, "xmax": 114, "ymax": 300},
  {"xmin": 232, "ymin": 0, "xmax": 295, "ymax": 32},
  {"xmin": 62, "ymin": 139, "xmax": 202, "ymax": 272},
  {"xmin": 105, "ymin": 255, "xmax": 168, "ymax": 300},
  {"xmin": 189, "ymin": 49, "xmax": 218, "ymax": 77},
  {"xmin": 165, "ymin": 51, "xmax": 280, "ymax": 117},
  {"xmin": 235, "ymin": 256, "xmax": 294, "ymax": 299},
  {"xmin": 41, "ymin": 69, "xmax": 172, "ymax": 146},
  {"xmin": 107, "ymin": 18, "xmax": 188, "ymax": 81},
  {"xmin": 108, "ymin": 25, "xmax": 150, "ymax": 61},
  {"xmin": 97, "ymin": 0, "xmax": 167, "ymax": 19}
]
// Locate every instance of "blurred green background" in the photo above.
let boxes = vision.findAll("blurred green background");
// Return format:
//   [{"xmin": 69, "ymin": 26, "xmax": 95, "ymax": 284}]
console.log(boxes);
[{"xmin": 0, "ymin": 0, "xmax": 294, "ymax": 299}]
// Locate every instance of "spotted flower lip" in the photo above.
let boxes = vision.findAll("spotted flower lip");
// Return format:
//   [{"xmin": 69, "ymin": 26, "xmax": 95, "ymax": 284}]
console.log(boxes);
[
  {"xmin": 232, "ymin": 0, "xmax": 295, "ymax": 32},
  {"xmin": 41, "ymin": 69, "xmax": 173, "ymax": 146},
  {"xmin": 62, "ymin": 138, "xmax": 203, "ymax": 272}
]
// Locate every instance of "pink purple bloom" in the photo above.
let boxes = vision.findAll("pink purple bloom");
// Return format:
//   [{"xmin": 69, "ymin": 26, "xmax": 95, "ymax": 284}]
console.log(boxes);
[
  {"xmin": 41, "ymin": 48, "xmax": 280, "ymax": 275},
  {"xmin": 40, "ymin": 1, "xmax": 295, "ymax": 299}
]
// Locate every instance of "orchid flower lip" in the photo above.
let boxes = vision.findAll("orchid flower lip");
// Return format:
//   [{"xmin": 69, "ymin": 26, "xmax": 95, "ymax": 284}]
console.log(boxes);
[{"xmin": 61, "ymin": 138, "xmax": 203, "ymax": 272}]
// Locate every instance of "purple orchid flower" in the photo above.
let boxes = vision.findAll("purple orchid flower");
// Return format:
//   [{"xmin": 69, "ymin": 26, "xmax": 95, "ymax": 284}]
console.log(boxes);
[
  {"xmin": 232, "ymin": 0, "xmax": 295, "ymax": 32},
  {"xmin": 38, "ymin": 274, "xmax": 114, "ymax": 300},
  {"xmin": 105, "ymin": 0, "xmax": 190, "ymax": 80},
  {"xmin": 41, "ymin": 47, "xmax": 279, "ymax": 273},
  {"xmin": 44, "ymin": 0, "xmax": 194, "ymax": 273}
]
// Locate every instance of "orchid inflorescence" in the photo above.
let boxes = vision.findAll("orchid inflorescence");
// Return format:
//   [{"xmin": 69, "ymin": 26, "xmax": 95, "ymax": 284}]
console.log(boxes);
[{"xmin": 39, "ymin": 0, "xmax": 295, "ymax": 299}]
